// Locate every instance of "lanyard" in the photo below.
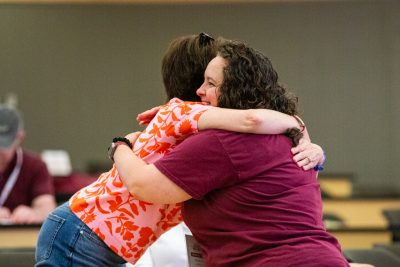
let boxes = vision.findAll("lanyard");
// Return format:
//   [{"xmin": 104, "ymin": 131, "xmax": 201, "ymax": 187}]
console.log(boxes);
[{"xmin": 0, "ymin": 148, "xmax": 23, "ymax": 207}]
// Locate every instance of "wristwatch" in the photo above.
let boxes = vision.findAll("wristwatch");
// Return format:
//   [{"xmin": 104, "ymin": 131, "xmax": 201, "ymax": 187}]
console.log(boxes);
[{"xmin": 108, "ymin": 137, "xmax": 133, "ymax": 161}]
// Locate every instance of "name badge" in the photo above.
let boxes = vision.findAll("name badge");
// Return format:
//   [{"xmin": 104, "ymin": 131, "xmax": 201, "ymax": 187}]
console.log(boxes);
[{"xmin": 185, "ymin": 234, "xmax": 205, "ymax": 267}]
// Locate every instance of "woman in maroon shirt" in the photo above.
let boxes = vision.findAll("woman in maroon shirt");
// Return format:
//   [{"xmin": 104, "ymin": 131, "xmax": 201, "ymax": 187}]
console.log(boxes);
[{"xmin": 114, "ymin": 39, "xmax": 349, "ymax": 266}]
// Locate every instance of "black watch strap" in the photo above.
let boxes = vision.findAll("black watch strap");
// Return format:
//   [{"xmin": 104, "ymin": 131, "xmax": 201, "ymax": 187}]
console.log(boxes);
[
  {"xmin": 108, "ymin": 137, "xmax": 133, "ymax": 161},
  {"xmin": 112, "ymin": 137, "xmax": 133, "ymax": 149}
]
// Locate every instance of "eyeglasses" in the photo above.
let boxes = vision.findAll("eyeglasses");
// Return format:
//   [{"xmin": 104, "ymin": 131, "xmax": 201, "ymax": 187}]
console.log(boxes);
[{"xmin": 199, "ymin": 32, "xmax": 215, "ymax": 46}]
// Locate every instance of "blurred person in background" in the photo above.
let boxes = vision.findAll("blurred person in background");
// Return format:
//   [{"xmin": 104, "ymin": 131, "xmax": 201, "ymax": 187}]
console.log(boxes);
[{"xmin": 0, "ymin": 104, "xmax": 56, "ymax": 224}]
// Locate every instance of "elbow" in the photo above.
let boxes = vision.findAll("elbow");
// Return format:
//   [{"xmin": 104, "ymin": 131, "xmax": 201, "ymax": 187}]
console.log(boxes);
[
  {"xmin": 244, "ymin": 110, "xmax": 263, "ymax": 131},
  {"xmin": 120, "ymin": 173, "xmax": 141, "ymax": 197},
  {"xmin": 127, "ymin": 183, "xmax": 148, "ymax": 201},
  {"xmin": 123, "ymin": 175, "xmax": 148, "ymax": 201},
  {"xmin": 127, "ymin": 183, "xmax": 140, "ymax": 198},
  {"xmin": 125, "ymin": 180, "xmax": 141, "ymax": 197}
]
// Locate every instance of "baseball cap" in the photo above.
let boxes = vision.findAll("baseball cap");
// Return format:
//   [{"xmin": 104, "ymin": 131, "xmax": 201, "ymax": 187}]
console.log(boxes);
[{"xmin": 0, "ymin": 104, "xmax": 24, "ymax": 149}]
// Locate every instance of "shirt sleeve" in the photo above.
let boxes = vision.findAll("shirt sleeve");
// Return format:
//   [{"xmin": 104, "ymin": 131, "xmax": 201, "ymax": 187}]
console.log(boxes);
[
  {"xmin": 133, "ymin": 98, "xmax": 211, "ymax": 162},
  {"xmin": 154, "ymin": 130, "xmax": 239, "ymax": 200}
]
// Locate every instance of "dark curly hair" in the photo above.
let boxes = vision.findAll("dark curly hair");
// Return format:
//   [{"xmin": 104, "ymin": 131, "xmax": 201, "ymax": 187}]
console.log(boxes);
[
  {"xmin": 161, "ymin": 33, "xmax": 217, "ymax": 101},
  {"xmin": 216, "ymin": 39, "xmax": 302, "ymax": 145}
]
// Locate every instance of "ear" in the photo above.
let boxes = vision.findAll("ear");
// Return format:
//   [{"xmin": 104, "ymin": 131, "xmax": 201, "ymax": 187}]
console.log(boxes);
[{"xmin": 15, "ymin": 130, "xmax": 26, "ymax": 145}]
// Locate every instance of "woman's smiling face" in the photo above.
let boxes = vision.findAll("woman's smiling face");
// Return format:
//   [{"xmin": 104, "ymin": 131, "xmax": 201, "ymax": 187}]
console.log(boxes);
[{"xmin": 196, "ymin": 56, "xmax": 226, "ymax": 107}]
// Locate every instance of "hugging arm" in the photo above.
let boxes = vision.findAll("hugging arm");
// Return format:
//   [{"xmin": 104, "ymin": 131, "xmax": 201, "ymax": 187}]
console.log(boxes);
[
  {"xmin": 137, "ymin": 105, "xmax": 325, "ymax": 170},
  {"xmin": 114, "ymin": 132, "xmax": 191, "ymax": 204},
  {"xmin": 198, "ymin": 107, "xmax": 301, "ymax": 134},
  {"xmin": 138, "ymin": 106, "xmax": 302, "ymax": 134}
]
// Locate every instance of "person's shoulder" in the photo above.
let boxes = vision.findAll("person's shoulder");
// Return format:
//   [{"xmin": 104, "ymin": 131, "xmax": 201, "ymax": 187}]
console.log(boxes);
[
  {"xmin": 22, "ymin": 149, "xmax": 48, "ymax": 169},
  {"xmin": 158, "ymin": 98, "xmax": 210, "ymax": 125},
  {"xmin": 198, "ymin": 131, "xmax": 290, "ymax": 146},
  {"xmin": 191, "ymin": 129, "xmax": 240, "ymax": 143},
  {"xmin": 195, "ymin": 128, "xmax": 227, "ymax": 136},
  {"xmin": 165, "ymin": 98, "xmax": 208, "ymax": 110},
  {"xmin": 181, "ymin": 129, "xmax": 223, "ymax": 144},
  {"xmin": 198, "ymin": 129, "xmax": 247, "ymax": 138},
  {"xmin": 22, "ymin": 149, "xmax": 43, "ymax": 161}
]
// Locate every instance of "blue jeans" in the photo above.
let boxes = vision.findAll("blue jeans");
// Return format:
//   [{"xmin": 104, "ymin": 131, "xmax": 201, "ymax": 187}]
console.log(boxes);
[{"xmin": 35, "ymin": 202, "xmax": 126, "ymax": 267}]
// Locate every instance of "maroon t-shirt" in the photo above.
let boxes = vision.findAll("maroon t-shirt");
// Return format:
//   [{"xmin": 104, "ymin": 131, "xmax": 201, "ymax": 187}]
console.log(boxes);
[
  {"xmin": 0, "ymin": 150, "xmax": 54, "ymax": 211},
  {"xmin": 154, "ymin": 130, "xmax": 349, "ymax": 267}
]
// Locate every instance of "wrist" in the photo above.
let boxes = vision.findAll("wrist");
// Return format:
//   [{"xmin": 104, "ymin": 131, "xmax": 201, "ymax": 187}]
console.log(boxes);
[
  {"xmin": 114, "ymin": 141, "xmax": 131, "ymax": 153},
  {"xmin": 293, "ymin": 115, "xmax": 305, "ymax": 132},
  {"xmin": 112, "ymin": 137, "xmax": 133, "ymax": 148},
  {"xmin": 314, "ymin": 151, "xmax": 326, "ymax": 171},
  {"xmin": 108, "ymin": 137, "xmax": 133, "ymax": 162}
]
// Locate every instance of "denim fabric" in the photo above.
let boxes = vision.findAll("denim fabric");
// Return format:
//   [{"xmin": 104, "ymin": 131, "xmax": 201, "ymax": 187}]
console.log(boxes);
[{"xmin": 35, "ymin": 202, "xmax": 126, "ymax": 267}]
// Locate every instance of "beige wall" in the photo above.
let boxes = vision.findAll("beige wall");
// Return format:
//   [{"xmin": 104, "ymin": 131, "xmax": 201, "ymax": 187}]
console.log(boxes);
[{"xmin": 0, "ymin": 1, "xmax": 398, "ymax": 194}]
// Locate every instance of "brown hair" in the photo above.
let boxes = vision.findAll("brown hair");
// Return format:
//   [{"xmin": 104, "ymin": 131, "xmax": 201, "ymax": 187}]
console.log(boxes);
[
  {"xmin": 161, "ymin": 33, "xmax": 217, "ymax": 101},
  {"xmin": 216, "ymin": 39, "xmax": 302, "ymax": 145}
]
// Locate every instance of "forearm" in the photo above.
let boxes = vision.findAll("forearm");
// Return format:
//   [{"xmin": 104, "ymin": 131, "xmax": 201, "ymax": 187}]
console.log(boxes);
[
  {"xmin": 114, "ymin": 144, "xmax": 190, "ymax": 204},
  {"xmin": 198, "ymin": 108, "xmax": 300, "ymax": 134},
  {"xmin": 248, "ymin": 109, "xmax": 300, "ymax": 134},
  {"xmin": 114, "ymin": 144, "xmax": 149, "ymax": 198},
  {"xmin": 32, "ymin": 194, "xmax": 56, "ymax": 220},
  {"xmin": 302, "ymin": 127, "xmax": 311, "ymax": 141}
]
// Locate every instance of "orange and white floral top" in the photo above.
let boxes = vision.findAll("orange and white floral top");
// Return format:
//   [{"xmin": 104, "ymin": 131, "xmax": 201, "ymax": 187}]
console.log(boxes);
[{"xmin": 69, "ymin": 98, "xmax": 210, "ymax": 263}]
